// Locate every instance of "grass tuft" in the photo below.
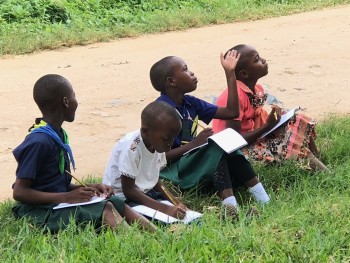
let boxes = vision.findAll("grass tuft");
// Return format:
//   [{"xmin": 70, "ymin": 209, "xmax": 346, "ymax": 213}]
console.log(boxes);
[{"xmin": 0, "ymin": 0, "xmax": 349, "ymax": 55}]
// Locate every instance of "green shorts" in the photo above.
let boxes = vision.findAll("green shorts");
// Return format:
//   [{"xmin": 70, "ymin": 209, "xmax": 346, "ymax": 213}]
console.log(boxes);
[{"xmin": 12, "ymin": 196, "xmax": 125, "ymax": 233}]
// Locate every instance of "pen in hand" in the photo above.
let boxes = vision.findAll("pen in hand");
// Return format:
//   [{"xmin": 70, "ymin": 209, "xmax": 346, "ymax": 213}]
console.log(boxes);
[
  {"xmin": 65, "ymin": 170, "xmax": 99, "ymax": 197},
  {"xmin": 160, "ymin": 184, "xmax": 180, "ymax": 206},
  {"xmin": 65, "ymin": 169, "xmax": 87, "ymax": 187},
  {"xmin": 272, "ymin": 104, "xmax": 281, "ymax": 121}
]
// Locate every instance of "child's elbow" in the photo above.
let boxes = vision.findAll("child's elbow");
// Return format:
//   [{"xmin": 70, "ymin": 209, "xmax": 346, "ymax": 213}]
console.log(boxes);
[{"xmin": 13, "ymin": 190, "xmax": 24, "ymax": 202}]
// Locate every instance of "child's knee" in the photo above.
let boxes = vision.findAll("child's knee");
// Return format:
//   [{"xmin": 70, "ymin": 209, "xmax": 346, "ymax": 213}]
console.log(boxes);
[{"xmin": 104, "ymin": 201, "xmax": 116, "ymax": 212}]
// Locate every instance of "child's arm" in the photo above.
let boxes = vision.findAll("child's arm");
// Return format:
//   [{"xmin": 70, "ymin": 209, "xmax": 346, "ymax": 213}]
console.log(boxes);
[
  {"xmin": 13, "ymin": 178, "xmax": 97, "ymax": 204},
  {"xmin": 165, "ymin": 128, "xmax": 213, "ymax": 162},
  {"xmin": 214, "ymin": 50, "xmax": 241, "ymax": 120},
  {"xmin": 121, "ymin": 176, "xmax": 186, "ymax": 219},
  {"xmin": 153, "ymin": 181, "xmax": 188, "ymax": 211},
  {"xmin": 227, "ymin": 107, "xmax": 281, "ymax": 144}
]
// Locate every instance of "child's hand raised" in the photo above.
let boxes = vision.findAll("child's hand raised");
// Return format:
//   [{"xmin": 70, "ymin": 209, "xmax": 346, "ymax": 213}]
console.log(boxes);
[{"xmin": 220, "ymin": 50, "xmax": 241, "ymax": 73}]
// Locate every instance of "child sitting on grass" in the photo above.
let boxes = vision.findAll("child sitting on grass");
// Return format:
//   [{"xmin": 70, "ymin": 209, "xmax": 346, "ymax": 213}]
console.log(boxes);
[
  {"xmin": 212, "ymin": 44, "xmax": 327, "ymax": 171},
  {"xmin": 103, "ymin": 101, "xmax": 188, "ymax": 219},
  {"xmin": 150, "ymin": 51, "xmax": 270, "ymax": 217},
  {"xmin": 12, "ymin": 74, "xmax": 156, "ymax": 233}
]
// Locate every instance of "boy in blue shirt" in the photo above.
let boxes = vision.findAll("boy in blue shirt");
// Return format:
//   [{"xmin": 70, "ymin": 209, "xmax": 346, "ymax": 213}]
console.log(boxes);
[
  {"xmin": 151, "ymin": 51, "xmax": 270, "ymax": 217},
  {"xmin": 12, "ymin": 74, "xmax": 156, "ymax": 232}
]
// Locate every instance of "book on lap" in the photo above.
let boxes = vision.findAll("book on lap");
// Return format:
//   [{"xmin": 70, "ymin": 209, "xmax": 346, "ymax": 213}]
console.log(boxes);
[
  {"xmin": 260, "ymin": 107, "xmax": 300, "ymax": 138},
  {"xmin": 183, "ymin": 128, "xmax": 248, "ymax": 155},
  {"xmin": 131, "ymin": 200, "xmax": 202, "ymax": 224},
  {"xmin": 53, "ymin": 196, "xmax": 106, "ymax": 210}
]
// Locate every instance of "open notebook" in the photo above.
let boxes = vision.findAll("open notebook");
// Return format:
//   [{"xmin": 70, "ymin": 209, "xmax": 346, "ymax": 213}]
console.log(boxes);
[
  {"xmin": 184, "ymin": 128, "xmax": 248, "ymax": 155},
  {"xmin": 260, "ymin": 107, "xmax": 300, "ymax": 138},
  {"xmin": 53, "ymin": 196, "xmax": 106, "ymax": 210},
  {"xmin": 131, "ymin": 200, "xmax": 202, "ymax": 224}
]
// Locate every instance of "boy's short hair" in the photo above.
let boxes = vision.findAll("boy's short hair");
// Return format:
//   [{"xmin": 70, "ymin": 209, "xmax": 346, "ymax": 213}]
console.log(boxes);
[
  {"xmin": 225, "ymin": 44, "xmax": 249, "ymax": 74},
  {"xmin": 33, "ymin": 74, "xmax": 72, "ymax": 112},
  {"xmin": 149, "ymin": 56, "xmax": 176, "ymax": 92},
  {"xmin": 141, "ymin": 101, "xmax": 180, "ymax": 129}
]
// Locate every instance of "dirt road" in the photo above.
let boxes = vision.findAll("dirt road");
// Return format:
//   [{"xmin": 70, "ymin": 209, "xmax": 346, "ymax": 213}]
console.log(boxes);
[{"xmin": 1, "ymin": 6, "xmax": 349, "ymax": 201}]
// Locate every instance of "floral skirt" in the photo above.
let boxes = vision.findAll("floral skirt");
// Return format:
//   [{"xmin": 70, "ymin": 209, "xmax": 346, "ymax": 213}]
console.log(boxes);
[{"xmin": 243, "ymin": 113, "xmax": 316, "ymax": 165}]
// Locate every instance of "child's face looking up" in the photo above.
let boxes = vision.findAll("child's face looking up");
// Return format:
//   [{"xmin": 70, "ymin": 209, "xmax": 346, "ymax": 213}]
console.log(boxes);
[
  {"xmin": 143, "ymin": 115, "xmax": 181, "ymax": 153},
  {"xmin": 239, "ymin": 46, "xmax": 268, "ymax": 80},
  {"xmin": 168, "ymin": 57, "xmax": 198, "ymax": 94}
]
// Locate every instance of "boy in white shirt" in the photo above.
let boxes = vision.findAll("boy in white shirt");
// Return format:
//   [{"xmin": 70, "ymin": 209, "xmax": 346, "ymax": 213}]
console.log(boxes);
[{"xmin": 103, "ymin": 101, "xmax": 187, "ymax": 219}]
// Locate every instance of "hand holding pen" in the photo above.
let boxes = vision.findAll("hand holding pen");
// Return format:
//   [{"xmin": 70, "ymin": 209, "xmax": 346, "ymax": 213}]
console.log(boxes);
[
  {"xmin": 272, "ymin": 105, "xmax": 282, "ymax": 120},
  {"xmin": 160, "ymin": 184, "xmax": 188, "ymax": 219},
  {"xmin": 65, "ymin": 170, "xmax": 113, "ymax": 202},
  {"xmin": 266, "ymin": 107, "xmax": 282, "ymax": 129}
]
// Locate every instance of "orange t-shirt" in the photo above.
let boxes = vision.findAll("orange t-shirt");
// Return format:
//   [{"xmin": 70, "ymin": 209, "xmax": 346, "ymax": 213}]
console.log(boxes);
[{"xmin": 212, "ymin": 80, "xmax": 266, "ymax": 134}]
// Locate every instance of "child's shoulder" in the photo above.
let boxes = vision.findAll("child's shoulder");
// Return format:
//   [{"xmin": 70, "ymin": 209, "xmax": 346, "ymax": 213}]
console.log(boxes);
[
  {"xmin": 115, "ymin": 130, "xmax": 143, "ymax": 152},
  {"xmin": 13, "ymin": 132, "xmax": 53, "ymax": 160},
  {"xmin": 18, "ymin": 132, "xmax": 54, "ymax": 148},
  {"xmin": 118, "ymin": 130, "xmax": 141, "ymax": 144}
]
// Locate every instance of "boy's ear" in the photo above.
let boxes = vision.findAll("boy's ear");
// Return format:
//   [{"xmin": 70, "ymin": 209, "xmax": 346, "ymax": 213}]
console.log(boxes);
[
  {"xmin": 62, "ymin": 97, "xmax": 69, "ymax": 108},
  {"xmin": 140, "ymin": 125, "xmax": 149, "ymax": 136},
  {"xmin": 166, "ymin": 76, "xmax": 176, "ymax": 87},
  {"xmin": 238, "ymin": 69, "xmax": 249, "ymax": 79}
]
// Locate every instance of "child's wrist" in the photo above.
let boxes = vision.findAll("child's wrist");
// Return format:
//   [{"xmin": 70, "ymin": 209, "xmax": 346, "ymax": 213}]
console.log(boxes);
[{"xmin": 225, "ymin": 72, "xmax": 236, "ymax": 80}]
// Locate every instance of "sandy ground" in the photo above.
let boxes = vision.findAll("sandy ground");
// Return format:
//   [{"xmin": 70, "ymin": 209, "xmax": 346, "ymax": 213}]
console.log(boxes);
[{"xmin": 1, "ymin": 6, "xmax": 349, "ymax": 202}]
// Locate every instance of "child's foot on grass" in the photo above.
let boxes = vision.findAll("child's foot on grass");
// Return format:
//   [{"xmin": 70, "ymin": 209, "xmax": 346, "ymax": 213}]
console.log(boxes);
[
  {"xmin": 246, "ymin": 206, "xmax": 260, "ymax": 218},
  {"xmin": 223, "ymin": 204, "xmax": 239, "ymax": 221},
  {"xmin": 308, "ymin": 152, "xmax": 330, "ymax": 172}
]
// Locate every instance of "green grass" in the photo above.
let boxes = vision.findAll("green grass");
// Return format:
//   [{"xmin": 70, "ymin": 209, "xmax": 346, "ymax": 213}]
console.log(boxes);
[
  {"xmin": 0, "ymin": 0, "xmax": 350, "ymax": 56},
  {"xmin": 1, "ymin": 115, "xmax": 350, "ymax": 262}
]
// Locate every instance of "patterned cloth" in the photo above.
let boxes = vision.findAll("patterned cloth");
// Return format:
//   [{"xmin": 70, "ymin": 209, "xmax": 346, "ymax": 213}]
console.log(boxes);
[
  {"xmin": 245, "ymin": 113, "xmax": 316, "ymax": 164},
  {"xmin": 213, "ymin": 81, "xmax": 317, "ymax": 164}
]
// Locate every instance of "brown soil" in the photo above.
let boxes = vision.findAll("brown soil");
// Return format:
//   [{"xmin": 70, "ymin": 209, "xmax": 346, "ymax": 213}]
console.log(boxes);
[{"xmin": 1, "ymin": 6, "xmax": 349, "ymax": 202}]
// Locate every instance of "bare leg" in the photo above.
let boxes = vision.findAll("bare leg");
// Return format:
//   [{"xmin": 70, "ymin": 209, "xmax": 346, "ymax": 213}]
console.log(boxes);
[
  {"xmin": 308, "ymin": 152, "xmax": 328, "ymax": 172},
  {"xmin": 102, "ymin": 201, "xmax": 128, "ymax": 229},
  {"xmin": 309, "ymin": 137, "xmax": 320, "ymax": 157},
  {"xmin": 244, "ymin": 176, "xmax": 259, "ymax": 188},
  {"xmin": 122, "ymin": 204, "xmax": 157, "ymax": 232},
  {"xmin": 217, "ymin": 188, "xmax": 234, "ymax": 200}
]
